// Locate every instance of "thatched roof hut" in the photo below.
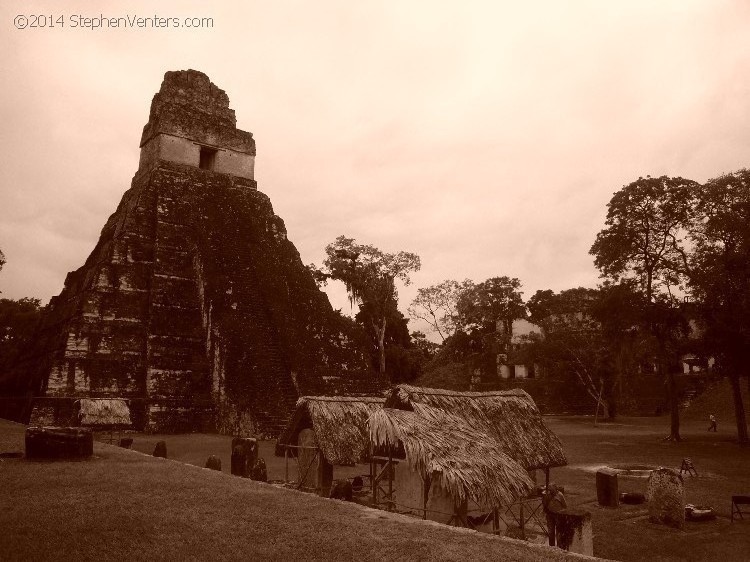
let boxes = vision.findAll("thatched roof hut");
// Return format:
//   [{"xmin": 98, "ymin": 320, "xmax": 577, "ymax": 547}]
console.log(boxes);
[
  {"xmin": 369, "ymin": 407, "xmax": 534, "ymax": 507},
  {"xmin": 385, "ymin": 385, "xmax": 567, "ymax": 470},
  {"xmin": 76, "ymin": 398, "xmax": 132, "ymax": 428},
  {"xmin": 276, "ymin": 395, "xmax": 385, "ymax": 465}
]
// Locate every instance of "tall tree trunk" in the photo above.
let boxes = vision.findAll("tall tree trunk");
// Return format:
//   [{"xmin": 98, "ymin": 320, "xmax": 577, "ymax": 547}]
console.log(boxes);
[
  {"xmin": 665, "ymin": 363, "xmax": 681, "ymax": 441},
  {"xmin": 654, "ymin": 327, "xmax": 680, "ymax": 441},
  {"xmin": 371, "ymin": 317, "xmax": 388, "ymax": 376},
  {"xmin": 729, "ymin": 371, "xmax": 749, "ymax": 445},
  {"xmin": 378, "ymin": 318, "xmax": 387, "ymax": 375}
]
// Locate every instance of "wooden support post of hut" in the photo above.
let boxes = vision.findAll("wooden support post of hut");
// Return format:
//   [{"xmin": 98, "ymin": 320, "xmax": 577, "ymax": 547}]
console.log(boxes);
[
  {"xmin": 320, "ymin": 459, "xmax": 333, "ymax": 496},
  {"xmin": 371, "ymin": 453, "xmax": 398, "ymax": 509},
  {"xmin": 387, "ymin": 447, "xmax": 393, "ymax": 511}
]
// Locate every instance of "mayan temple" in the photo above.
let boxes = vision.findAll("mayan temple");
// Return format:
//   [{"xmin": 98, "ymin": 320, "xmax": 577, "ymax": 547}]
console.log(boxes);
[{"xmin": 20, "ymin": 70, "xmax": 379, "ymax": 435}]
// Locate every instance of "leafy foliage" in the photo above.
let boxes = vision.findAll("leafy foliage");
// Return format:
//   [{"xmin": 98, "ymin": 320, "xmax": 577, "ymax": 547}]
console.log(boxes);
[
  {"xmin": 455, "ymin": 276, "xmax": 525, "ymax": 335},
  {"xmin": 408, "ymin": 279, "xmax": 473, "ymax": 342},
  {"xmin": 410, "ymin": 331, "xmax": 440, "ymax": 359},
  {"xmin": 590, "ymin": 176, "xmax": 698, "ymax": 440},
  {"xmin": 689, "ymin": 169, "xmax": 750, "ymax": 368},
  {"xmin": 0, "ymin": 297, "xmax": 42, "ymax": 373},
  {"xmin": 317, "ymin": 235, "xmax": 420, "ymax": 375},
  {"xmin": 355, "ymin": 300, "xmax": 422, "ymax": 383},
  {"xmin": 523, "ymin": 288, "xmax": 613, "ymax": 418},
  {"xmin": 321, "ymin": 236, "xmax": 420, "ymax": 307},
  {"xmin": 688, "ymin": 169, "xmax": 750, "ymax": 443},
  {"xmin": 591, "ymin": 176, "xmax": 697, "ymax": 303}
]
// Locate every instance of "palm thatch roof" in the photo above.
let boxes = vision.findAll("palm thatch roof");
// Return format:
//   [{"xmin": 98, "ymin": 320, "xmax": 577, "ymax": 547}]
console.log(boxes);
[
  {"xmin": 77, "ymin": 398, "xmax": 131, "ymax": 428},
  {"xmin": 385, "ymin": 384, "xmax": 567, "ymax": 470},
  {"xmin": 369, "ymin": 407, "xmax": 534, "ymax": 507},
  {"xmin": 276, "ymin": 395, "xmax": 385, "ymax": 465}
]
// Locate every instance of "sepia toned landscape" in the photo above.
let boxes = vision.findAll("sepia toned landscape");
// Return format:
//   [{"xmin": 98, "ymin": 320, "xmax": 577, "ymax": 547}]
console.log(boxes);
[{"xmin": 2, "ymin": 2, "xmax": 750, "ymax": 561}]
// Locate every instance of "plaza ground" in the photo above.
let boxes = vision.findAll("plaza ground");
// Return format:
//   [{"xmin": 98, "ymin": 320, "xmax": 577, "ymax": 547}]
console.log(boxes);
[
  {"xmin": 126, "ymin": 414, "xmax": 750, "ymax": 561},
  {"xmin": 2, "ymin": 414, "xmax": 750, "ymax": 561},
  {"xmin": 0, "ymin": 418, "xmax": 592, "ymax": 562}
]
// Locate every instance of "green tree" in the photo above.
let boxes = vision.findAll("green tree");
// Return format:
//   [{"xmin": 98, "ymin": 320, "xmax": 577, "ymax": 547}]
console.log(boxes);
[
  {"xmin": 688, "ymin": 169, "xmax": 750, "ymax": 444},
  {"xmin": 356, "ymin": 300, "xmax": 422, "ymax": 383},
  {"xmin": 0, "ymin": 297, "xmax": 42, "ymax": 373},
  {"xmin": 446, "ymin": 276, "xmax": 526, "ymax": 382},
  {"xmin": 408, "ymin": 279, "xmax": 473, "ymax": 342},
  {"xmin": 525, "ymin": 288, "xmax": 613, "ymax": 421},
  {"xmin": 317, "ymin": 236, "xmax": 420, "ymax": 376},
  {"xmin": 411, "ymin": 331, "xmax": 440, "ymax": 359},
  {"xmin": 590, "ymin": 280, "xmax": 650, "ymax": 418},
  {"xmin": 590, "ymin": 176, "xmax": 697, "ymax": 441},
  {"xmin": 455, "ymin": 276, "xmax": 525, "ymax": 335}
]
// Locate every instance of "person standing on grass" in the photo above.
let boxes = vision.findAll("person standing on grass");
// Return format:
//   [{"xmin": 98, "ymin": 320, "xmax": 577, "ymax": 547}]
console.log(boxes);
[
  {"xmin": 543, "ymin": 484, "xmax": 567, "ymax": 547},
  {"xmin": 708, "ymin": 413, "xmax": 717, "ymax": 432}
]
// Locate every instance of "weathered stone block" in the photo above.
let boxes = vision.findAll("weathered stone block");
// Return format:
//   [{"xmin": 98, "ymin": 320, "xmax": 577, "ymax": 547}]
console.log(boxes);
[
  {"xmin": 230, "ymin": 437, "xmax": 257, "ymax": 477},
  {"xmin": 25, "ymin": 427, "xmax": 93, "ymax": 460},
  {"xmin": 231, "ymin": 445, "xmax": 247, "ymax": 477},
  {"xmin": 153, "ymin": 440, "xmax": 167, "ymax": 458},
  {"xmin": 352, "ymin": 475, "xmax": 364, "ymax": 493},
  {"xmin": 205, "ymin": 455, "xmax": 222, "ymax": 471},
  {"xmin": 554, "ymin": 509, "xmax": 593, "ymax": 556},
  {"xmin": 250, "ymin": 457, "xmax": 267, "ymax": 482},
  {"xmin": 647, "ymin": 468, "xmax": 684, "ymax": 529},
  {"xmin": 329, "ymin": 480, "xmax": 353, "ymax": 501},
  {"xmin": 596, "ymin": 468, "xmax": 619, "ymax": 507}
]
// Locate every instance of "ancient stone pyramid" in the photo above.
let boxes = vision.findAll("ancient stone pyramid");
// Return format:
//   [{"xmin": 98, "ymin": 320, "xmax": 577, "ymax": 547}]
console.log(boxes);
[{"xmin": 25, "ymin": 70, "xmax": 381, "ymax": 435}]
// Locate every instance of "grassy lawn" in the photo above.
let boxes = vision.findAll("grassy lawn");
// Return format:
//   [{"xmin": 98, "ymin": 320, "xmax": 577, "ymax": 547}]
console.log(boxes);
[
  {"xmin": 547, "ymin": 415, "xmax": 750, "ymax": 562},
  {"xmin": 4, "ymin": 413, "xmax": 750, "ymax": 561},
  {"xmin": 102, "ymin": 413, "xmax": 750, "ymax": 561},
  {"xmin": 0, "ymin": 420, "xmax": 588, "ymax": 562},
  {"xmin": 127, "ymin": 432, "xmax": 366, "ymax": 484}
]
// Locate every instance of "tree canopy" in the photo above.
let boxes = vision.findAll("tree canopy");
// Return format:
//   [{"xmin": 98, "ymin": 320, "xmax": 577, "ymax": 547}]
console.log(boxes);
[
  {"xmin": 590, "ymin": 176, "xmax": 697, "ymax": 304},
  {"xmin": 317, "ymin": 235, "xmax": 420, "ymax": 375},
  {"xmin": 455, "ymin": 276, "xmax": 525, "ymax": 335},
  {"xmin": 0, "ymin": 297, "xmax": 42, "ymax": 374},
  {"xmin": 688, "ymin": 169, "xmax": 750, "ymax": 444},
  {"xmin": 408, "ymin": 279, "xmax": 472, "ymax": 342},
  {"xmin": 590, "ymin": 176, "xmax": 698, "ymax": 440}
]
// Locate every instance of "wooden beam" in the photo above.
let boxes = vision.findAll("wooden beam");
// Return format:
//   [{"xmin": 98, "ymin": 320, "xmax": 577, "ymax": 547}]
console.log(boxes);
[{"xmin": 387, "ymin": 448, "xmax": 393, "ymax": 511}]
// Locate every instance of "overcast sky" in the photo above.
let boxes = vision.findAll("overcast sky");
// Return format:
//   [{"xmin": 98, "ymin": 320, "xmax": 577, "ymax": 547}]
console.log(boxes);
[{"xmin": 1, "ymin": 0, "xmax": 750, "ymax": 336}]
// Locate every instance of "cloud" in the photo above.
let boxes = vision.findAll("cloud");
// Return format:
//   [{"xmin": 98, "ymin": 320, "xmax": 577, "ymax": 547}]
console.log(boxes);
[{"xmin": 1, "ymin": 0, "xmax": 750, "ymax": 333}]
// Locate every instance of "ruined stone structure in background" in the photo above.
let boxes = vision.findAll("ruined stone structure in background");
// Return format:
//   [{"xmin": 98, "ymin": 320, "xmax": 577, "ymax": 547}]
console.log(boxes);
[{"xmin": 17, "ymin": 70, "xmax": 380, "ymax": 435}]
